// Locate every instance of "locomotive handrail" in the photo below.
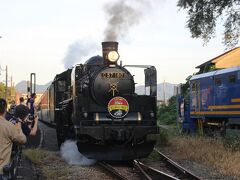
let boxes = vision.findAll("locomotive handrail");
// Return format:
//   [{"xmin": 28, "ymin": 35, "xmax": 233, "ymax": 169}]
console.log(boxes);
[
  {"xmin": 55, "ymin": 108, "xmax": 62, "ymax": 111},
  {"xmin": 123, "ymin": 65, "xmax": 154, "ymax": 68},
  {"xmin": 58, "ymin": 98, "xmax": 73, "ymax": 105}
]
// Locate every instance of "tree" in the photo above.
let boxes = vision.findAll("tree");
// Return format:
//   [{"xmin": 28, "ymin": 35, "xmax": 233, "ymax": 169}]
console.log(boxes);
[
  {"xmin": 0, "ymin": 82, "xmax": 5, "ymax": 98},
  {"xmin": 157, "ymin": 96, "xmax": 177, "ymax": 125},
  {"xmin": 0, "ymin": 83, "xmax": 16, "ymax": 102},
  {"xmin": 177, "ymin": 0, "xmax": 240, "ymax": 48}
]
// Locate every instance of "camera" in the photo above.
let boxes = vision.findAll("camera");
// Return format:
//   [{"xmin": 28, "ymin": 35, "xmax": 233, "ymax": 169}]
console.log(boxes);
[
  {"xmin": 28, "ymin": 114, "xmax": 35, "ymax": 121},
  {"xmin": 9, "ymin": 116, "xmax": 18, "ymax": 125}
]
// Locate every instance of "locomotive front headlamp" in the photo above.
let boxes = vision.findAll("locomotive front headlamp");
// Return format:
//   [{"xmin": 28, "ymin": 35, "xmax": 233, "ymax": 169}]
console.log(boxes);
[{"xmin": 107, "ymin": 51, "xmax": 119, "ymax": 62}]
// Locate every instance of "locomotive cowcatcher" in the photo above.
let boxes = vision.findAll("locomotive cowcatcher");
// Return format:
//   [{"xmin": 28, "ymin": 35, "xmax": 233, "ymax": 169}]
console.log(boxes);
[{"xmin": 38, "ymin": 42, "xmax": 158, "ymax": 160}]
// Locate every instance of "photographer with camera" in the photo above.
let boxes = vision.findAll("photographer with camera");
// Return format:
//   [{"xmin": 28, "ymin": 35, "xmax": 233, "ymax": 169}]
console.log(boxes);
[
  {"xmin": 0, "ymin": 99, "xmax": 26, "ymax": 180},
  {"xmin": 13, "ymin": 105, "xmax": 39, "ymax": 137}
]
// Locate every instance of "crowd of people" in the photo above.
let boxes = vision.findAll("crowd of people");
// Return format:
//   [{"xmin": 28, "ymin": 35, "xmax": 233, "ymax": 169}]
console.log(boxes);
[{"xmin": 0, "ymin": 93, "xmax": 39, "ymax": 180}]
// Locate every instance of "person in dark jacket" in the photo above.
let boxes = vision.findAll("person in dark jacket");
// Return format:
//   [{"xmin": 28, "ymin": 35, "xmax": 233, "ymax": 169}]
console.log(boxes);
[
  {"xmin": 13, "ymin": 105, "xmax": 39, "ymax": 137},
  {"xmin": 27, "ymin": 93, "xmax": 36, "ymax": 118}
]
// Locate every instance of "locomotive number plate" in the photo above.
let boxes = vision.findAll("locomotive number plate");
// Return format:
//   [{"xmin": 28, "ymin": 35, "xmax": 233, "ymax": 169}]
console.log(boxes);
[{"xmin": 101, "ymin": 72, "xmax": 125, "ymax": 79}]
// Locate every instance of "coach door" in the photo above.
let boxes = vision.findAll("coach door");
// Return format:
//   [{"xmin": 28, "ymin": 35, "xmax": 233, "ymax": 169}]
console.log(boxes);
[
  {"xmin": 49, "ymin": 84, "xmax": 55, "ymax": 123},
  {"xmin": 196, "ymin": 81, "xmax": 201, "ymax": 112},
  {"xmin": 191, "ymin": 80, "xmax": 201, "ymax": 112}
]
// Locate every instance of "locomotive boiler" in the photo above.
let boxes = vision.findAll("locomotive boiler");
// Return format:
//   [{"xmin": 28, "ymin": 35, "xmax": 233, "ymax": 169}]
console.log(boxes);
[{"xmin": 38, "ymin": 42, "xmax": 158, "ymax": 160}]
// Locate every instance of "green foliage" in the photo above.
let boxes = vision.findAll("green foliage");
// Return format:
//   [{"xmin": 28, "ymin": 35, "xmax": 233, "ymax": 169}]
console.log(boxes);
[
  {"xmin": 156, "ymin": 128, "xmax": 169, "ymax": 146},
  {"xmin": 224, "ymin": 132, "xmax": 240, "ymax": 151},
  {"xmin": 146, "ymin": 150, "xmax": 161, "ymax": 162},
  {"xmin": 203, "ymin": 63, "xmax": 216, "ymax": 73},
  {"xmin": 181, "ymin": 78, "xmax": 190, "ymax": 98},
  {"xmin": 0, "ymin": 82, "xmax": 16, "ymax": 102},
  {"xmin": 0, "ymin": 82, "xmax": 5, "ymax": 98},
  {"xmin": 157, "ymin": 96, "xmax": 177, "ymax": 125},
  {"xmin": 177, "ymin": 0, "xmax": 240, "ymax": 48}
]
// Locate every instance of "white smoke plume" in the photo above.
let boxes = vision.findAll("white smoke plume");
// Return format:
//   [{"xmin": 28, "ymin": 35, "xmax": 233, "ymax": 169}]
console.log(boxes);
[
  {"xmin": 62, "ymin": 39, "xmax": 98, "ymax": 69},
  {"xmin": 60, "ymin": 140, "xmax": 96, "ymax": 166},
  {"xmin": 103, "ymin": 0, "xmax": 159, "ymax": 41}
]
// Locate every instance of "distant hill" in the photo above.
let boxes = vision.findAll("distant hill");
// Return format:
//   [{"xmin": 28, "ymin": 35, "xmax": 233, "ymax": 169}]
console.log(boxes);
[
  {"xmin": 135, "ymin": 82, "xmax": 177, "ymax": 100},
  {"xmin": 15, "ymin": 81, "xmax": 51, "ymax": 93}
]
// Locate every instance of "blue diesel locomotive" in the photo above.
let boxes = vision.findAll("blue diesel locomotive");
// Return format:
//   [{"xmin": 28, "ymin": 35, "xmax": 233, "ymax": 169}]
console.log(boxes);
[{"xmin": 177, "ymin": 66, "xmax": 240, "ymax": 134}]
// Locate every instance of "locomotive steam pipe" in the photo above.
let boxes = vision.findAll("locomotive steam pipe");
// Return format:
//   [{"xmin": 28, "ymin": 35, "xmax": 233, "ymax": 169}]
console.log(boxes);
[{"xmin": 30, "ymin": 73, "xmax": 36, "ymax": 94}]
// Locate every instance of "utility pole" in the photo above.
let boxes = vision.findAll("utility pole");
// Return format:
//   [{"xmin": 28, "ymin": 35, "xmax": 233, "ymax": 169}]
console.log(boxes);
[
  {"xmin": 0, "ymin": 65, "xmax": 8, "ymax": 99},
  {"xmin": 10, "ymin": 75, "xmax": 13, "ymax": 101},
  {"xmin": 0, "ymin": 37, "xmax": 8, "ymax": 100},
  {"xmin": 5, "ymin": 65, "xmax": 8, "ymax": 100}
]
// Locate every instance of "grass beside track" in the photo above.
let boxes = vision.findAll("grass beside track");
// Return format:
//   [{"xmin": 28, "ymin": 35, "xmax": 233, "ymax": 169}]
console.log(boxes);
[
  {"xmin": 24, "ymin": 128, "xmax": 240, "ymax": 179},
  {"xmin": 23, "ymin": 149, "xmax": 109, "ymax": 180},
  {"xmin": 154, "ymin": 126, "xmax": 240, "ymax": 178},
  {"xmin": 23, "ymin": 149, "xmax": 69, "ymax": 179},
  {"xmin": 168, "ymin": 136, "xmax": 240, "ymax": 178}
]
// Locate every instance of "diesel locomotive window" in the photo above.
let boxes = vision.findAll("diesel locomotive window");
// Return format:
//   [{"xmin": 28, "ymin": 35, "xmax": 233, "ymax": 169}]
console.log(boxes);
[
  {"xmin": 57, "ymin": 80, "xmax": 66, "ymax": 92},
  {"xmin": 228, "ymin": 75, "xmax": 236, "ymax": 83},
  {"xmin": 215, "ymin": 78, "xmax": 222, "ymax": 86}
]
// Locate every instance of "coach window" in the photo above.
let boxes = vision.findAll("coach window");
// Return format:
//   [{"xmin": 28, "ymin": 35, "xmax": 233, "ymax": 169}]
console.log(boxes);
[
  {"xmin": 228, "ymin": 75, "xmax": 236, "ymax": 83},
  {"xmin": 215, "ymin": 78, "xmax": 222, "ymax": 86}
]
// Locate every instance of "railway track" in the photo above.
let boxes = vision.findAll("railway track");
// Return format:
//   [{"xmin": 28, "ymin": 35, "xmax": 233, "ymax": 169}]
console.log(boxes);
[
  {"xmin": 39, "ymin": 120, "xmax": 201, "ymax": 179},
  {"xmin": 98, "ymin": 161, "xmax": 130, "ymax": 180},
  {"xmin": 153, "ymin": 148, "xmax": 200, "ymax": 180},
  {"xmin": 98, "ymin": 150, "xmax": 201, "ymax": 180}
]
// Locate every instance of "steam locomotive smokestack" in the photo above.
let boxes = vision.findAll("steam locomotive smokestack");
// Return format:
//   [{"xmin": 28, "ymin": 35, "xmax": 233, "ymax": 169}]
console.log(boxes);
[{"xmin": 102, "ymin": 41, "xmax": 118, "ymax": 62}]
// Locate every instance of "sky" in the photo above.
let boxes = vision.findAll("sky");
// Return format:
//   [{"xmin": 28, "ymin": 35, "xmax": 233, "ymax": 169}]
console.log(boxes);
[{"xmin": 0, "ymin": 0, "xmax": 238, "ymax": 86}]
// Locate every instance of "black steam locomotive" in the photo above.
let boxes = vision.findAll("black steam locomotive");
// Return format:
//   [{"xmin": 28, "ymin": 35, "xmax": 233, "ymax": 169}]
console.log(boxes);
[{"xmin": 38, "ymin": 42, "xmax": 158, "ymax": 160}]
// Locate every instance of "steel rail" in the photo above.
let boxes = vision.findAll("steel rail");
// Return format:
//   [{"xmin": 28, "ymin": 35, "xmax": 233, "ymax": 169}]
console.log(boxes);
[
  {"xmin": 134, "ymin": 160, "xmax": 179, "ymax": 180},
  {"xmin": 98, "ymin": 161, "xmax": 128, "ymax": 180},
  {"xmin": 133, "ymin": 160, "xmax": 152, "ymax": 180},
  {"xmin": 154, "ymin": 148, "xmax": 201, "ymax": 180}
]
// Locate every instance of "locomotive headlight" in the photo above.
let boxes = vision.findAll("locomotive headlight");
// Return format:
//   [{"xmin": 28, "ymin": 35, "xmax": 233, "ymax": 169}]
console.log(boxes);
[{"xmin": 107, "ymin": 51, "xmax": 119, "ymax": 62}]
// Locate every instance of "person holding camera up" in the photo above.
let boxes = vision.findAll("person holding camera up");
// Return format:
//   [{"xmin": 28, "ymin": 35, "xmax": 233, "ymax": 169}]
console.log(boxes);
[
  {"xmin": 0, "ymin": 99, "xmax": 26, "ymax": 180},
  {"xmin": 13, "ymin": 105, "xmax": 39, "ymax": 137}
]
